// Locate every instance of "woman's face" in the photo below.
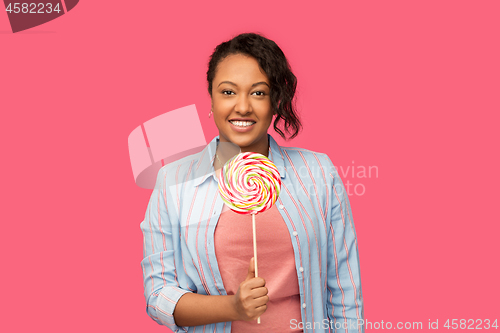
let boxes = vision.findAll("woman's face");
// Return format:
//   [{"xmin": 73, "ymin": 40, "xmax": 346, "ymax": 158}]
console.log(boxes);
[{"xmin": 211, "ymin": 53, "xmax": 274, "ymax": 157}]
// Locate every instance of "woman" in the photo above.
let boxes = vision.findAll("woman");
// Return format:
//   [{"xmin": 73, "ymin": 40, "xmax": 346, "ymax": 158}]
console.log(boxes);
[{"xmin": 140, "ymin": 32, "xmax": 364, "ymax": 333}]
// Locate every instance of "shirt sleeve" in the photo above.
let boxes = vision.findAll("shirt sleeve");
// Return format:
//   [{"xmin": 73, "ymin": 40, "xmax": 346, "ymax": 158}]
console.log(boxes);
[
  {"xmin": 323, "ymin": 154, "xmax": 364, "ymax": 333},
  {"xmin": 140, "ymin": 167, "xmax": 192, "ymax": 332}
]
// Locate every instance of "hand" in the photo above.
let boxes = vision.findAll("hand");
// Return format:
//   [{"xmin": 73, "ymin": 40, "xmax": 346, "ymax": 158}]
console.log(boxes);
[{"xmin": 232, "ymin": 257, "xmax": 269, "ymax": 321}]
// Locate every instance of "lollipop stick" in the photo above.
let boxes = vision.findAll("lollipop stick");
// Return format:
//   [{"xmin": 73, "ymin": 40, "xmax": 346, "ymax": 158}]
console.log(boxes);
[{"xmin": 252, "ymin": 213, "xmax": 261, "ymax": 324}]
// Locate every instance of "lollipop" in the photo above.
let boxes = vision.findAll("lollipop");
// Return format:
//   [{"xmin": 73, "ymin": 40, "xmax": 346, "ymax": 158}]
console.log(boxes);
[
  {"xmin": 218, "ymin": 152, "xmax": 281, "ymax": 323},
  {"xmin": 218, "ymin": 152, "xmax": 281, "ymax": 214}
]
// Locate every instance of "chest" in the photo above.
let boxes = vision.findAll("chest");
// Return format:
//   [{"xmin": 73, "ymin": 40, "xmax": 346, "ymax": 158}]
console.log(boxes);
[{"xmin": 174, "ymin": 174, "xmax": 329, "ymax": 263}]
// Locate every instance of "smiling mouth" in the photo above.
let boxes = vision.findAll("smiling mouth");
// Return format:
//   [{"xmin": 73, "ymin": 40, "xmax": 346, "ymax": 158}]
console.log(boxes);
[{"xmin": 229, "ymin": 120, "xmax": 256, "ymax": 127}]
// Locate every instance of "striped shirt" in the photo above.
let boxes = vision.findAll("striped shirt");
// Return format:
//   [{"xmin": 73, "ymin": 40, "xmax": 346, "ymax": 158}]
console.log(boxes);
[{"xmin": 140, "ymin": 134, "xmax": 364, "ymax": 333}]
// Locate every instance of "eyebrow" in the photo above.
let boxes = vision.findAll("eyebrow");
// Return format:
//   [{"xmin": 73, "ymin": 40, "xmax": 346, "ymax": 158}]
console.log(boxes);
[{"xmin": 217, "ymin": 81, "xmax": 270, "ymax": 88}]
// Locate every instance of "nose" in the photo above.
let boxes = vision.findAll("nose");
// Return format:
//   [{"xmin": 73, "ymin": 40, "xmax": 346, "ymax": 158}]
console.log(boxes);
[{"xmin": 234, "ymin": 95, "xmax": 252, "ymax": 115}]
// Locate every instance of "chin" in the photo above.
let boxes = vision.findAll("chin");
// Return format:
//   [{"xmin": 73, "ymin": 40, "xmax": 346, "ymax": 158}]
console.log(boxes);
[
  {"xmin": 228, "ymin": 137, "xmax": 253, "ymax": 148},
  {"xmin": 220, "ymin": 126, "xmax": 267, "ymax": 150}
]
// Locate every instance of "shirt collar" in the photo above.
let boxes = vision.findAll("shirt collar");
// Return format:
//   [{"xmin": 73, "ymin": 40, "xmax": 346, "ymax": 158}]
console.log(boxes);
[{"xmin": 192, "ymin": 134, "xmax": 286, "ymax": 187}]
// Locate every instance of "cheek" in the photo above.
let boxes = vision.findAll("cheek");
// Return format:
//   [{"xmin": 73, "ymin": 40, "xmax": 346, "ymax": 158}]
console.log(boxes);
[
  {"xmin": 265, "ymin": 112, "xmax": 275, "ymax": 123},
  {"xmin": 215, "ymin": 114, "xmax": 227, "ymax": 123},
  {"xmin": 214, "ymin": 115, "xmax": 229, "ymax": 129}
]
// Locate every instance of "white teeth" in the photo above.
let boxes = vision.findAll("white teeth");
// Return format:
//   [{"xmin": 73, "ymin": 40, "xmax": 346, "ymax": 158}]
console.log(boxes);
[{"xmin": 230, "ymin": 121, "xmax": 255, "ymax": 127}]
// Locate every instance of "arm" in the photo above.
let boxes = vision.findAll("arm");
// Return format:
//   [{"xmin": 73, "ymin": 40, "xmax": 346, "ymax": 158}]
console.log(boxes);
[
  {"xmin": 140, "ymin": 167, "xmax": 193, "ymax": 332},
  {"xmin": 323, "ymin": 155, "xmax": 364, "ymax": 333},
  {"xmin": 174, "ymin": 257, "xmax": 268, "ymax": 326},
  {"xmin": 140, "ymin": 168, "xmax": 266, "ymax": 330},
  {"xmin": 174, "ymin": 293, "xmax": 238, "ymax": 326}
]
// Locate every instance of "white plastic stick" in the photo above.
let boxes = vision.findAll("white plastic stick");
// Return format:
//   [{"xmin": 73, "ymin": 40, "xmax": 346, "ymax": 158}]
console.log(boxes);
[{"xmin": 252, "ymin": 213, "xmax": 260, "ymax": 324}]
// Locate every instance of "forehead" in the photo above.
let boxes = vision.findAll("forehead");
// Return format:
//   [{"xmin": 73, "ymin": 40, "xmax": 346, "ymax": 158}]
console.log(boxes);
[{"xmin": 215, "ymin": 54, "xmax": 269, "ymax": 82}]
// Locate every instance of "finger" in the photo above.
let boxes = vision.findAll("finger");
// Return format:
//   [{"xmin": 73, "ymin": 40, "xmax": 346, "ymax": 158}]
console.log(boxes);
[
  {"xmin": 250, "ymin": 286, "xmax": 269, "ymax": 299},
  {"xmin": 245, "ymin": 277, "xmax": 266, "ymax": 290},
  {"xmin": 253, "ymin": 294, "xmax": 270, "ymax": 306},
  {"xmin": 254, "ymin": 303, "xmax": 268, "ymax": 315},
  {"xmin": 245, "ymin": 257, "xmax": 255, "ymax": 281}
]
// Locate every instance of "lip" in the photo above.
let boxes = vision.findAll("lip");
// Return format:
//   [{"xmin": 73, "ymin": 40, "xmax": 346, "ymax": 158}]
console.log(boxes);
[
  {"xmin": 228, "ymin": 120, "xmax": 256, "ymax": 133},
  {"xmin": 229, "ymin": 118, "xmax": 256, "ymax": 122}
]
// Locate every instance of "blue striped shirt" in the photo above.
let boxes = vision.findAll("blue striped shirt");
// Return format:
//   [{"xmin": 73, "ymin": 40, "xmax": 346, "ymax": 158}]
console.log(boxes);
[{"xmin": 140, "ymin": 134, "xmax": 364, "ymax": 333}]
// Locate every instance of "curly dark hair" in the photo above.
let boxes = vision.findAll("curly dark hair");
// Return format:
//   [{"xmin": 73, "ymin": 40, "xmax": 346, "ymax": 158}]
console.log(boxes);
[{"xmin": 206, "ymin": 32, "xmax": 302, "ymax": 140}]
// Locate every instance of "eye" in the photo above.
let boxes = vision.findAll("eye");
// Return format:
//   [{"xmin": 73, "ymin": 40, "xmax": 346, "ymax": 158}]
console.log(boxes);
[
  {"xmin": 222, "ymin": 90, "xmax": 234, "ymax": 95},
  {"xmin": 252, "ymin": 91, "xmax": 266, "ymax": 96}
]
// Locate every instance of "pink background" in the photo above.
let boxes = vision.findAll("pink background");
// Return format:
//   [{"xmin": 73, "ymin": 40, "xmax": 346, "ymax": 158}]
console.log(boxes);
[{"xmin": 1, "ymin": 1, "xmax": 499, "ymax": 332}]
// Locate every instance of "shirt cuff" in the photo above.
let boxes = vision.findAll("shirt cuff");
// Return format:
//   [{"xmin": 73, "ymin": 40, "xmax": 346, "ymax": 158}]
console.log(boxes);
[{"xmin": 156, "ymin": 286, "xmax": 192, "ymax": 332}]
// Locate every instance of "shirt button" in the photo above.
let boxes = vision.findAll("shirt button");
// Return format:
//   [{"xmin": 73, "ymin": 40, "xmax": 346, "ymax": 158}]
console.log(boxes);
[
  {"xmin": 214, "ymin": 211, "xmax": 217, "ymax": 215},
  {"xmin": 299, "ymin": 267, "xmax": 304, "ymax": 272},
  {"xmin": 302, "ymin": 303, "xmax": 307, "ymax": 308},
  {"xmin": 279, "ymin": 205, "xmax": 285, "ymax": 209},
  {"xmin": 292, "ymin": 231, "xmax": 298, "ymax": 236}
]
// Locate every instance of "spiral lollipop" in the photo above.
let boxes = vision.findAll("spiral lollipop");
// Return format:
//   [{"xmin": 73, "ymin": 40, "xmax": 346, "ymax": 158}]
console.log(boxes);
[
  {"xmin": 218, "ymin": 152, "xmax": 281, "ymax": 214},
  {"xmin": 217, "ymin": 152, "xmax": 281, "ymax": 324}
]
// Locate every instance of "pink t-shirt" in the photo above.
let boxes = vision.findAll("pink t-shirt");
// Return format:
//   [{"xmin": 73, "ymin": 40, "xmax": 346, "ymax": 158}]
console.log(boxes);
[{"xmin": 214, "ymin": 203, "xmax": 304, "ymax": 332}]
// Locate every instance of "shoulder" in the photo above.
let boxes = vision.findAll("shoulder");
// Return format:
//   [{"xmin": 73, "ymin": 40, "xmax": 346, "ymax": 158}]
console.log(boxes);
[
  {"xmin": 155, "ymin": 148, "xmax": 205, "ymax": 188},
  {"xmin": 278, "ymin": 145, "xmax": 339, "ymax": 203},
  {"xmin": 279, "ymin": 145, "xmax": 335, "ymax": 173}
]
